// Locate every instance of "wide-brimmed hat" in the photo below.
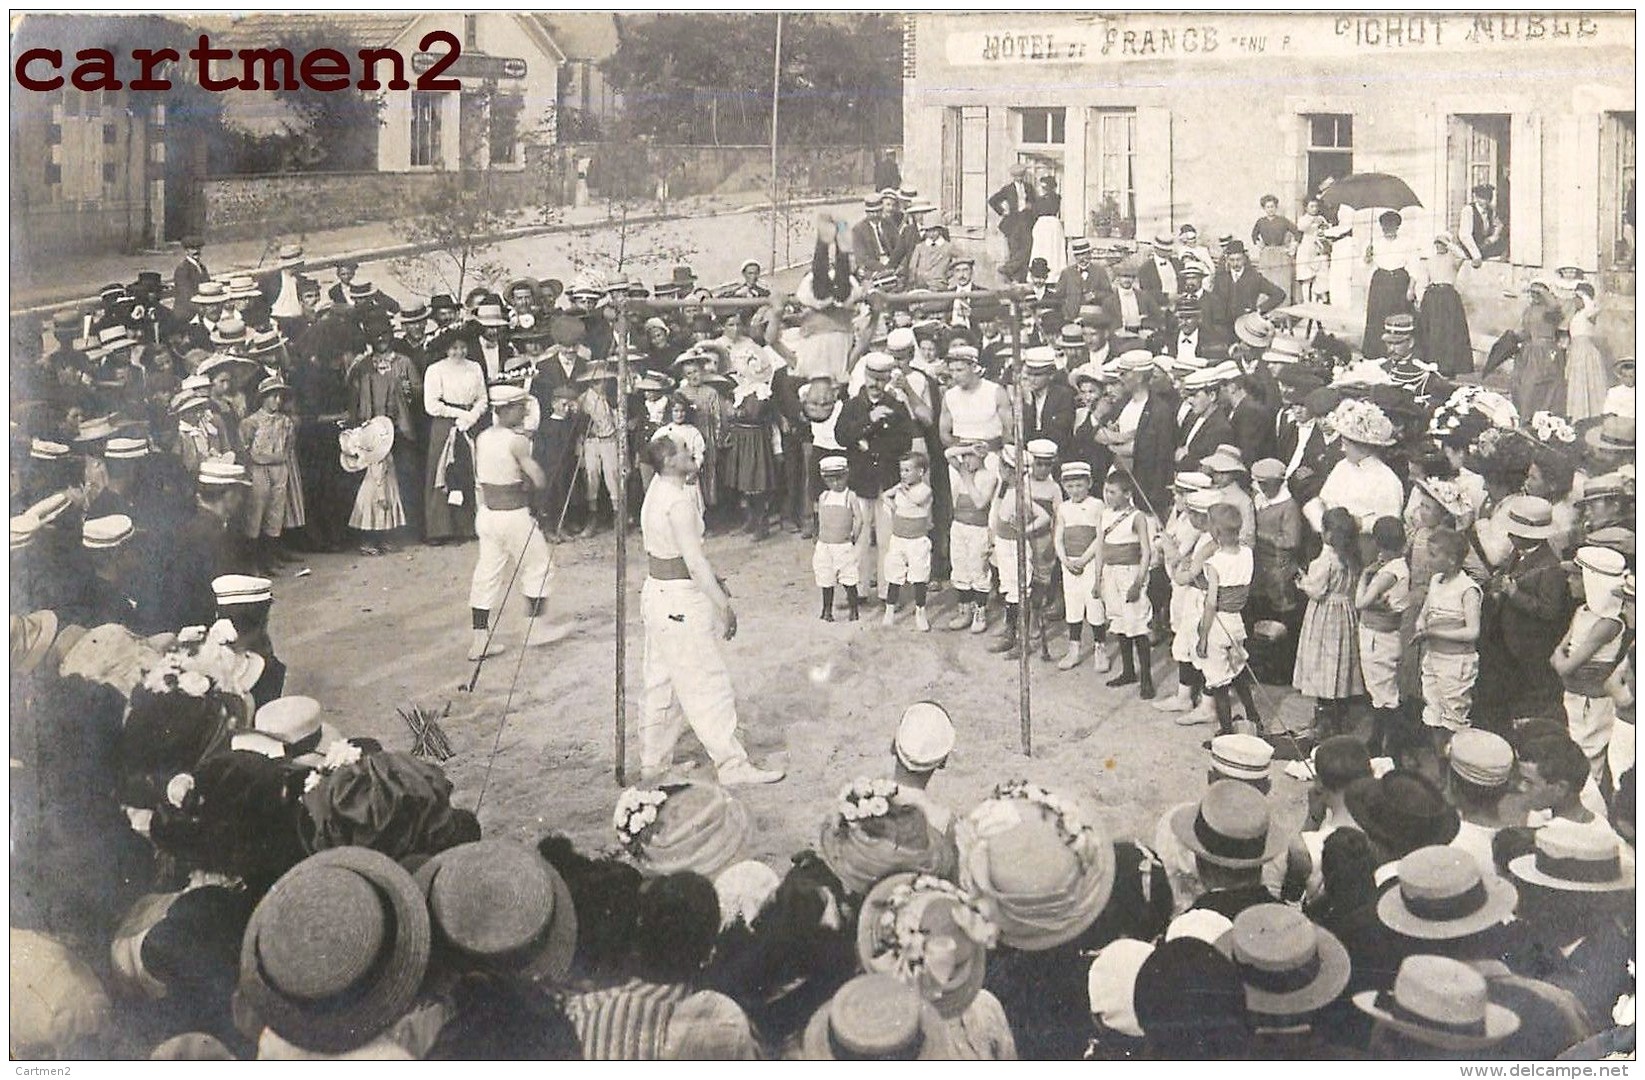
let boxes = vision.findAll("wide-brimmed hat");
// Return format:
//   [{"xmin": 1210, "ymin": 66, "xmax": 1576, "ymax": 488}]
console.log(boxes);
[
  {"xmin": 1215, "ymin": 904, "xmax": 1350, "ymax": 1020},
  {"xmin": 1327, "ymin": 398, "xmax": 1397, "ymax": 447},
  {"xmin": 959, "ymin": 783, "xmax": 1114, "ymax": 950},
  {"xmin": 1171, "ymin": 780, "xmax": 1287, "ymax": 869},
  {"xmin": 801, "ymin": 974, "xmax": 952, "ymax": 1060},
  {"xmin": 224, "ymin": 275, "xmax": 260, "ymax": 300},
  {"xmin": 1234, "ymin": 312, "xmax": 1276, "ymax": 349},
  {"xmin": 238, "ymin": 847, "xmax": 431, "ymax": 1054},
  {"xmin": 338, "ymin": 417, "xmax": 395, "ymax": 473},
  {"xmin": 1501, "ymin": 494, "xmax": 1557, "ymax": 539},
  {"xmin": 413, "ymin": 839, "xmax": 578, "ymax": 985},
  {"xmin": 1377, "ymin": 845, "xmax": 1518, "ymax": 941},
  {"xmin": 1262, "ymin": 336, "xmax": 1307, "ymax": 366},
  {"xmin": 274, "ymin": 243, "xmax": 305, "ymax": 268},
  {"xmin": 1414, "ymin": 476, "xmax": 1472, "ymax": 523},
  {"xmin": 625, "ymin": 781, "xmax": 750, "ymax": 878},
  {"xmin": 1352, "ymin": 955, "xmax": 1519, "ymax": 1052},
  {"xmin": 1583, "ymin": 413, "xmax": 1635, "ymax": 455},
  {"xmin": 1343, "ymin": 772, "xmax": 1459, "ymax": 858},
  {"xmin": 1508, "ymin": 822, "xmax": 1636, "ymax": 893},
  {"xmin": 256, "ymin": 375, "xmax": 291, "ymax": 400},
  {"xmin": 819, "ymin": 781, "xmax": 957, "ymax": 896},
  {"xmin": 88, "ymin": 324, "xmax": 141, "ymax": 359},
  {"xmin": 246, "ymin": 328, "xmax": 288, "ymax": 356},
  {"xmin": 856, "ymin": 872, "xmax": 996, "ymax": 1018}
]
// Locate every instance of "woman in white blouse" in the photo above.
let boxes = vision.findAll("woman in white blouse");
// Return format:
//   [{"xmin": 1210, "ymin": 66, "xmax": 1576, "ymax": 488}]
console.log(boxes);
[{"xmin": 422, "ymin": 327, "xmax": 488, "ymax": 543}]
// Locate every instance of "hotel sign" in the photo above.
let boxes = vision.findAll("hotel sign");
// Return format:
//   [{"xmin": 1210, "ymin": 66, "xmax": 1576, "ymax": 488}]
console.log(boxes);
[{"xmin": 946, "ymin": 12, "xmax": 1619, "ymax": 65}]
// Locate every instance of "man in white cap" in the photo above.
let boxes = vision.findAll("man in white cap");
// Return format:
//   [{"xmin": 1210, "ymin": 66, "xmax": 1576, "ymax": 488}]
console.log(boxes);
[
  {"xmin": 887, "ymin": 700, "xmax": 956, "ymax": 831},
  {"xmin": 467, "ymin": 385, "xmax": 553, "ymax": 662},
  {"xmin": 71, "ymin": 515, "xmax": 142, "ymax": 629},
  {"xmin": 213, "ymin": 573, "xmax": 285, "ymax": 707},
  {"xmin": 152, "ymin": 461, "xmax": 254, "ymax": 632},
  {"xmin": 639, "ymin": 429, "xmax": 783, "ymax": 786},
  {"xmin": 1444, "ymin": 729, "xmax": 1518, "ymax": 873}
]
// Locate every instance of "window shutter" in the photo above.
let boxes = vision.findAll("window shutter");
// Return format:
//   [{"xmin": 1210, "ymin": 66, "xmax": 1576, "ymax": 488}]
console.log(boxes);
[
  {"xmin": 1133, "ymin": 107, "xmax": 1172, "ymax": 236},
  {"xmin": 1510, "ymin": 113, "xmax": 1543, "ymax": 266}
]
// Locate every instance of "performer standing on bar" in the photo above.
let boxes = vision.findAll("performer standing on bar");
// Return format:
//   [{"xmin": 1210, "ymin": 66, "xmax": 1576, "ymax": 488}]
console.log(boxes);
[{"xmin": 638, "ymin": 429, "xmax": 785, "ymax": 786}]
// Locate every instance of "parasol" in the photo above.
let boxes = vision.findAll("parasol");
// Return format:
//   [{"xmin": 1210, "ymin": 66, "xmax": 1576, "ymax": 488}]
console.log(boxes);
[{"xmin": 1319, "ymin": 173, "xmax": 1422, "ymax": 212}]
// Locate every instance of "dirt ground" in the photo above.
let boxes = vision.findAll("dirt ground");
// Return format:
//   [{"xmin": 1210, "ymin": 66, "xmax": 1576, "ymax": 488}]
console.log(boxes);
[{"xmin": 269, "ymin": 524, "xmax": 1319, "ymax": 865}]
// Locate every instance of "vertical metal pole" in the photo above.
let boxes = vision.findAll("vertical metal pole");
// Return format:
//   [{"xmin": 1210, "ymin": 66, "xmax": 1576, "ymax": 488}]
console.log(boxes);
[
  {"xmin": 614, "ymin": 304, "xmax": 630, "ymax": 785},
  {"xmin": 1007, "ymin": 298, "xmax": 1032, "ymax": 757},
  {"xmin": 769, "ymin": 13, "xmax": 783, "ymax": 272}
]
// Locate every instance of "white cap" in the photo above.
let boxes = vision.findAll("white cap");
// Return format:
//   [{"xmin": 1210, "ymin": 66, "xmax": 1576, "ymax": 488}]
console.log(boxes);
[
  {"xmin": 818, "ymin": 455, "xmax": 849, "ymax": 474},
  {"xmin": 894, "ymin": 701, "xmax": 955, "ymax": 772},
  {"xmin": 886, "ymin": 327, "xmax": 917, "ymax": 353},
  {"xmin": 104, "ymin": 437, "xmax": 149, "ymax": 460},
  {"xmin": 1087, "ymin": 938, "xmax": 1154, "ymax": 1038},
  {"xmin": 1165, "ymin": 908, "xmax": 1234, "ymax": 944},
  {"xmin": 488, "ymin": 384, "xmax": 529, "ymax": 408},
  {"xmin": 212, "ymin": 574, "xmax": 273, "ymax": 606},
  {"xmin": 862, "ymin": 351, "xmax": 897, "ymax": 374},
  {"xmin": 254, "ymin": 695, "xmax": 323, "ymax": 744},
  {"xmin": 82, "ymin": 514, "xmax": 134, "ymax": 550},
  {"xmin": 713, "ymin": 860, "xmax": 781, "ymax": 930},
  {"xmin": 1027, "ymin": 438, "xmax": 1059, "ymax": 459},
  {"xmin": 197, "ymin": 460, "xmax": 251, "ymax": 486}
]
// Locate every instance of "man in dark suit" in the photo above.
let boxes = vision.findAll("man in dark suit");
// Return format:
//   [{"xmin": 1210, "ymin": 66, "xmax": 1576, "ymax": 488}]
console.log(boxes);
[
  {"xmin": 1095, "ymin": 354, "xmax": 1178, "ymax": 518},
  {"xmin": 988, "ymin": 164, "xmax": 1037, "ymax": 283},
  {"xmin": 1017, "ymin": 351, "xmax": 1075, "ymax": 451},
  {"xmin": 1137, "ymin": 233, "xmax": 1182, "ymax": 310},
  {"xmin": 1475, "ymin": 503, "xmax": 1573, "ymax": 727},
  {"xmin": 850, "ymin": 192, "xmax": 901, "ymax": 280},
  {"xmin": 1278, "ymin": 386, "xmax": 1342, "ymax": 509},
  {"xmin": 835, "ymin": 352, "xmax": 915, "ymax": 599},
  {"xmin": 1202, "ymin": 240, "xmax": 1286, "ymax": 355},
  {"xmin": 1177, "ymin": 368, "xmax": 1236, "ymax": 467},
  {"xmin": 1101, "ymin": 259, "xmax": 1166, "ymax": 341},
  {"xmin": 171, "ymin": 235, "xmax": 209, "ymax": 322},
  {"xmin": 1221, "ymin": 374, "xmax": 1277, "ymax": 465},
  {"xmin": 1058, "ymin": 238, "xmax": 1112, "ymax": 322}
]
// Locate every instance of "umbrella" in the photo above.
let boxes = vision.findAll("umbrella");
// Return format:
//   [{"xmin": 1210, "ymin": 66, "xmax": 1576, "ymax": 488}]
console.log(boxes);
[{"xmin": 1319, "ymin": 173, "xmax": 1422, "ymax": 212}]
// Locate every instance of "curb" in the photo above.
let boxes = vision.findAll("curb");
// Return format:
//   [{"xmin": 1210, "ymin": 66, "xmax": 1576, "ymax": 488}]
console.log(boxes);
[{"xmin": 11, "ymin": 194, "xmax": 857, "ymax": 320}]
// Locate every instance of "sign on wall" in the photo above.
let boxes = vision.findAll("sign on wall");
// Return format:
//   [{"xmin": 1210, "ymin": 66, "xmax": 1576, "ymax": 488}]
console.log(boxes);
[{"xmin": 944, "ymin": 12, "xmax": 1623, "ymax": 66}]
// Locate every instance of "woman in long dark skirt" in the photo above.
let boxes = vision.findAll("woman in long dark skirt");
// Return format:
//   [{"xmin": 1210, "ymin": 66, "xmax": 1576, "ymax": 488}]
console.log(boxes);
[
  {"xmin": 1361, "ymin": 210, "xmax": 1418, "ymax": 360},
  {"xmin": 1417, "ymin": 234, "xmax": 1475, "ymax": 376}
]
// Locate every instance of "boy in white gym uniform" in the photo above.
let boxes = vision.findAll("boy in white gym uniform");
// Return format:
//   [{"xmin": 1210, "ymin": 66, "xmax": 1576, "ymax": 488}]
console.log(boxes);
[
  {"xmin": 814, "ymin": 455, "xmax": 864, "ymax": 620},
  {"xmin": 1053, "ymin": 460, "xmax": 1109, "ymax": 671},
  {"xmin": 883, "ymin": 451, "xmax": 934, "ymax": 631}
]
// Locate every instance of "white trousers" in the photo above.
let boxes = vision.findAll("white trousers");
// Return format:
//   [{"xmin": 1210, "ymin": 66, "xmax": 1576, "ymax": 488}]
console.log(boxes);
[
  {"xmin": 1061, "ymin": 561, "xmax": 1105, "ymax": 625},
  {"xmin": 992, "ymin": 537, "xmax": 1032, "ymax": 605},
  {"xmin": 1358, "ymin": 627, "xmax": 1403, "ymax": 709},
  {"xmin": 949, "ymin": 522, "xmax": 992, "ymax": 593},
  {"xmin": 1565, "ymin": 692, "xmax": 1619, "ymax": 766},
  {"xmin": 853, "ymin": 493, "xmax": 894, "ymax": 597},
  {"xmin": 640, "ymin": 579, "xmax": 750, "ymax": 774},
  {"xmin": 469, "ymin": 506, "xmax": 551, "ymax": 611}
]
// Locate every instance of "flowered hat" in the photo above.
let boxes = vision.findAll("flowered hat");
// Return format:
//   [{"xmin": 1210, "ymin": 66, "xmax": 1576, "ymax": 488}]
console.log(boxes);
[
  {"xmin": 818, "ymin": 778, "xmax": 957, "ymax": 896},
  {"xmin": 615, "ymin": 780, "xmax": 750, "ymax": 878},
  {"xmin": 1414, "ymin": 476, "xmax": 1472, "ymax": 524},
  {"xmin": 1326, "ymin": 398, "xmax": 1396, "ymax": 447},
  {"xmin": 958, "ymin": 780, "xmax": 1115, "ymax": 950},
  {"xmin": 855, "ymin": 872, "xmax": 998, "ymax": 1018}
]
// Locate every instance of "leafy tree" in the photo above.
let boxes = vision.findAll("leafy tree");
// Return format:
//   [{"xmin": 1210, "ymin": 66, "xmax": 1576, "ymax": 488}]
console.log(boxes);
[
  {"xmin": 391, "ymin": 174, "xmax": 516, "ymax": 300},
  {"xmin": 602, "ymin": 14, "xmax": 901, "ymax": 146}
]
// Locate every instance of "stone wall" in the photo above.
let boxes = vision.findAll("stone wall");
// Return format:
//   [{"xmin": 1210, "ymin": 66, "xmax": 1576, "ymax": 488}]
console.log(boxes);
[{"xmin": 202, "ymin": 145, "xmax": 877, "ymax": 241}]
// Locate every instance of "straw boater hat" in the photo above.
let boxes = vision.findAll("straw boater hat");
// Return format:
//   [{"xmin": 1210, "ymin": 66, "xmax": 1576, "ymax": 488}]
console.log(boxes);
[
  {"xmin": 88, "ymin": 325, "xmax": 140, "ymax": 360},
  {"xmin": 338, "ymin": 416, "xmax": 395, "ymax": 473},
  {"xmin": 801, "ymin": 973, "xmax": 952, "ymax": 1060},
  {"xmin": 473, "ymin": 303, "xmax": 509, "ymax": 329},
  {"xmin": 238, "ymin": 846, "xmax": 431, "ymax": 1054},
  {"xmin": 1234, "ymin": 312, "xmax": 1275, "ymax": 349},
  {"xmin": 1507, "ymin": 821, "xmax": 1636, "ymax": 894},
  {"xmin": 191, "ymin": 281, "xmax": 229, "ymax": 306},
  {"xmin": 623, "ymin": 781, "xmax": 750, "ymax": 878},
  {"xmin": 1574, "ymin": 470, "xmax": 1632, "ymax": 505},
  {"xmin": 256, "ymin": 375, "xmax": 290, "ymax": 401},
  {"xmin": 82, "ymin": 515, "xmax": 135, "ymax": 552},
  {"xmin": 197, "ymin": 460, "xmax": 252, "ymax": 487},
  {"xmin": 1215, "ymin": 903, "xmax": 1350, "ymax": 1021},
  {"xmin": 413, "ymin": 839, "xmax": 578, "ymax": 985},
  {"xmin": 104, "ymin": 437, "xmax": 148, "ymax": 461},
  {"xmin": 1352, "ymin": 955, "xmax": 1520, "ymax": 1051},
  {"xmin": 1376, "ymin": 845, "xmax": 1518, "ymax": 941},
  {"xmin": 243, "ymin": 695, "xmax": 341, "ymax": 767},
  {"xmin": 958, "ymin": 781, "xmax": 1115, "ymax": 950},
  {"xmin": 855, "ymin": 872, "xmax": 998, "ymax": 1019},
  {"xmin": 275, "ymin": 244, "xmax": 305, "ymax": 269},
  {"xmin": 1582, "ymin": 413, "xmax": 1635, "ymax": 455},
  {"xmin": 224, "ymin": 275, "xmax": 260, "ymax": 301},
  {"xmin": 1170, "ymin": 780, "xmax": 1287, "ymax": 870},
  {"xmin": 1501, "ymin": 495, "xmax": 1558, "ymax": 540},
  {"xmin": 894, "ymin": 702, "xmax": 955, "ymax": 773},
  {"xmin": 819, "ymin": 779, "xmax": 957, "ymax": 896}
]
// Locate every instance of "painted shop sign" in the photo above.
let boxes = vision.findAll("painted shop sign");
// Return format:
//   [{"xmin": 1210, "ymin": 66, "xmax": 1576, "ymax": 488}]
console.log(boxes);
[{"xmin": 946, "ymin": 13, "xmax": 1618, "ymax": 66}]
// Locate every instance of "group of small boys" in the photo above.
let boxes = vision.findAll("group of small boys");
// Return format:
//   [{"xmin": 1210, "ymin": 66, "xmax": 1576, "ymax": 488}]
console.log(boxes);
[{"xmin": 811, "ymin": 437, "xmax": 1198, "ymax": 711}]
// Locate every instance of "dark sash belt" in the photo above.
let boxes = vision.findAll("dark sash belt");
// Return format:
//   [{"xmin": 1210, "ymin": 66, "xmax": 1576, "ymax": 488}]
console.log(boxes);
[{"xmin": 649, "ymin": 555, "xmax": 691, "ymax": 580}]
